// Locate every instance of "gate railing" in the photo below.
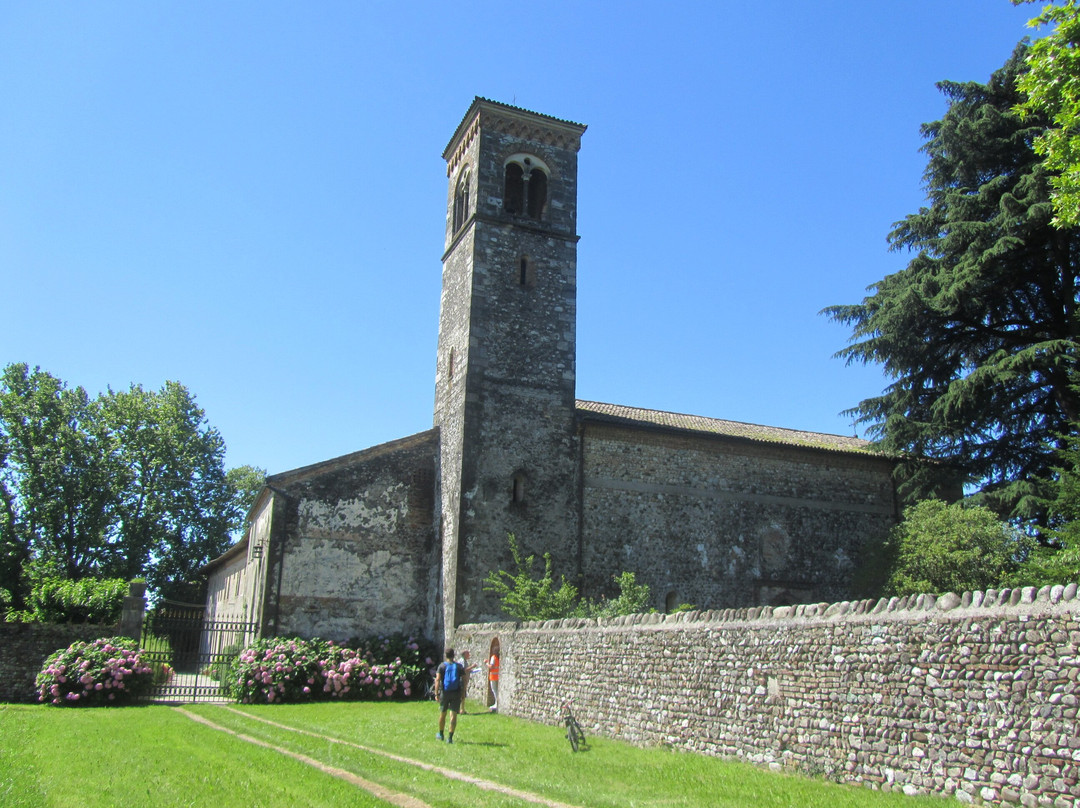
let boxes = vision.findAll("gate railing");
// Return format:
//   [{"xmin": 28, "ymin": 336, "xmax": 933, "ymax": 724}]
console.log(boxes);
[{"xmin": 140, "ymin": 602, "xmax": 258, "ymax": 703}]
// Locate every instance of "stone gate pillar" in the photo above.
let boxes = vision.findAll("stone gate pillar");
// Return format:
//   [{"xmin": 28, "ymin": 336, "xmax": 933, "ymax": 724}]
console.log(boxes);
[{"xmin": 119, "ymin": 580, "xmax": 146, "ymax": 641}]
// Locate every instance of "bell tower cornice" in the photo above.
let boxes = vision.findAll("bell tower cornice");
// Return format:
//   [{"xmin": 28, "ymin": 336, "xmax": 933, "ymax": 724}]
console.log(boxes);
[{"xmin": 443, "ymin": 97, "xmax": 587, "ymax": 177}]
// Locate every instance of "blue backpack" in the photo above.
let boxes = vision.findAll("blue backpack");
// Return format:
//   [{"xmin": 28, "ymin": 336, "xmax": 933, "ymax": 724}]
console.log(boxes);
[{"xmin": 443, "ymin": 662, "xmax": 461, "ymax": 691}]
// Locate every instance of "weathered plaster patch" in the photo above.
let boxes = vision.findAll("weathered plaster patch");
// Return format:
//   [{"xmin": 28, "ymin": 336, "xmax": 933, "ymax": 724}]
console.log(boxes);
[{"xmin": 298, "ymin": 484, "xmax": 408, "ymax": 535}]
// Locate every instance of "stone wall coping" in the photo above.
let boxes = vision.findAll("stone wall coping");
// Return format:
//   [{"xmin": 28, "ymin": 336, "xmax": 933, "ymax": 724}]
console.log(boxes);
[{"xmin": 457, "ymin": 582, "xmax": 1080, "ymax": 635}]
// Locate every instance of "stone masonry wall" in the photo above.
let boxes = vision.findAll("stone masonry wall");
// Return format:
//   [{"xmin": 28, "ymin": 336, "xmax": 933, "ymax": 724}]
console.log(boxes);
[
  {"xmin": 456, "ymin": 585, "xmax": 1080, "ymax": 807},
  {"xmin": 580, "ymin": 422, "xmax": 899, "ymax": 609},
  {"xmin": 0, "ymin": 623, "xmax": 117, "ymax": 703},
  {"xmin": 265, "ymin": 431, "xmax": 440, "ymax": 642},
  {"xmin": 437, "ymin": 103, "xmax": 585, "ymax": 629}
]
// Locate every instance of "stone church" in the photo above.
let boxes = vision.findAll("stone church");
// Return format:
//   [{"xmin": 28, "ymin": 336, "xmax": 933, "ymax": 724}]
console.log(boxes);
[{"xmin": 203, "ymin": 98, "xmax": 900, "ymax": 645}]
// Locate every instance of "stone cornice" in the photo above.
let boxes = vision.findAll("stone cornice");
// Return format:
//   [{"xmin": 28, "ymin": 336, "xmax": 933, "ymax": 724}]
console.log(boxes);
[
  {"xmin": 442, "ymin": 212, "xmax": 579, "ymax": 261},
  {"xmin": 444, "ymin": 97, "xmax": 587, "ymax": 176}
]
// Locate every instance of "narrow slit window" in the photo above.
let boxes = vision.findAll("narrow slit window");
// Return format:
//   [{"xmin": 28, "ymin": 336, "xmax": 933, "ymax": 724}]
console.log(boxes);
[
  {"xmin": 512, "ymin": 473, "xmax": 526, "ymax": 503},
  {"xmin": 518, "ymin": 256, "xmax": 535, "ymax": 288}
]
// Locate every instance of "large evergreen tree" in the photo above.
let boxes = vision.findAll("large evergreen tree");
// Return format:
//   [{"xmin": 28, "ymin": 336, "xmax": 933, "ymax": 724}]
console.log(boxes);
[{"xmin": 825, "ymin": 46, "xmax": 1080, "ymax": 524}]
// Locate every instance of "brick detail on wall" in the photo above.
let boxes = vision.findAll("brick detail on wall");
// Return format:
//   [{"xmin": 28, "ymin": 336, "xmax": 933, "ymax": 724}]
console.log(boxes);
[{"xmin": 455, "ymin": 584, "xmax": 1080, "ymax": 806}]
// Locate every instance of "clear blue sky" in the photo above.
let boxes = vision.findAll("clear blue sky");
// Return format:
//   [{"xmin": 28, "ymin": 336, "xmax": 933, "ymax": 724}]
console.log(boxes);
[{"xmin": 0, "ymin": 1, "xmax": 1044, "ymax": 475}]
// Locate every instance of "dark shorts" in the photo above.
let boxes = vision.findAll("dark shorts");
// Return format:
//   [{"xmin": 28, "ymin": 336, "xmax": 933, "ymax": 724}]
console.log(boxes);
[{"xmin": 440, "ymin": 688, "xmax": 462, "ymax": 713}]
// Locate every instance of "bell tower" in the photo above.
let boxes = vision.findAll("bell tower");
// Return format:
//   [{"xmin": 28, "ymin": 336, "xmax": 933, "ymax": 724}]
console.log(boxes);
[{"xmin": 435, "ymin": 98, "xmax": 587, "ymax": 630}]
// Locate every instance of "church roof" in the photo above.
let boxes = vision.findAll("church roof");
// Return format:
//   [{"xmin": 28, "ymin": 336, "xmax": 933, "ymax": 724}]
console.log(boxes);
[{"xmin": 576, "ymin": 400, "xmax": 875, "ymax": 455}]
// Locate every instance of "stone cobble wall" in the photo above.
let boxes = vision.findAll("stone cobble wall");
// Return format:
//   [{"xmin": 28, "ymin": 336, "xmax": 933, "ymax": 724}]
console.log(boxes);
[
  {"xmin": 456, "ymin": 585, "xmax": 1080, "ymax": 807},
  {"xmin": 0, "ymin": 622, "xmax": 118, "ymax": 703}
]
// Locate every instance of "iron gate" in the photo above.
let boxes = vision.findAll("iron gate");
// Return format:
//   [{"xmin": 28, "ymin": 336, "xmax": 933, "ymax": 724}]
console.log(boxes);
[{"xmin": 140, "ymin": 602, "xmax": 257, "ymax": 703}]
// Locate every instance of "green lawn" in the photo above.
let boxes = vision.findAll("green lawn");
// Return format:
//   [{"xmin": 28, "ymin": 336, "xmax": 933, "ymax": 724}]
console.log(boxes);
[{"xmin": 1, "ymin": 698, "xmax": 949, "ymax": 808}]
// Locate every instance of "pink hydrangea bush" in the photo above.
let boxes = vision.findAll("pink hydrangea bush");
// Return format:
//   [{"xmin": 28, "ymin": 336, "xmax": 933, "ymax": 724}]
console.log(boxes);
[
  {"xmin": 321, "ymin": 646, "xmax": 412, "ymax": 700},
  {"xmin": 36, "ymin": 636, "xmax": 154, "ymax": 706},
  {"xmin": 225, "ymin": 633, "xmax": 434, "ymax": 704},
  {"xmin": 344, "ymin": 632, "xmax": 434, "ymax": 699},
  {"xmin": 226, "ymin": 638, "xmax": 324, "ymax": 704}
]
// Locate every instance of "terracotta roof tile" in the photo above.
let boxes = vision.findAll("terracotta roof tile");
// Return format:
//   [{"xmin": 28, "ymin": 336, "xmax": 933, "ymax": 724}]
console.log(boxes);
[{"xmin": 576, "ymin": 400, "xmax": 874, "ymax": 454}]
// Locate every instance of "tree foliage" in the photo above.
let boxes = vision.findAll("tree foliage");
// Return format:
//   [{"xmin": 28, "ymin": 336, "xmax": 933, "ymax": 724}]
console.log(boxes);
[
  {"xmin": 1016, "ymin": 1, "xmax": 1080, "ymax": 227},
  {"xmin": 482, "ymin": 533, "xmax": 580, "ymax": 621},
  {"xmin": 581, "ymin": 571, "xmax": 654, "ymax": 619},
  {"xmin": 883, "ymin": 499, "xmax": 1031, "ymax": 596},
  {"xmin": 0, "ymin": 364, "xmax": 117, "ymax": 600},
  {"xmin": 1022, "ymin": 431, "xmax": 1080, "ymax": 583},
  {"xmin": 0, "ymin": 363, "xmax": 262, "ymax": 607},
  {"xmin": 483, "ymin": 534, "xmax": 657, "ymax": 621},
  {"xmin": 825, "ymin": 46, "xmax": 1080, "ymax": 523},
  {"xmin": 11, "ymin": 577, "xmax": 128, "ymax": 624}
]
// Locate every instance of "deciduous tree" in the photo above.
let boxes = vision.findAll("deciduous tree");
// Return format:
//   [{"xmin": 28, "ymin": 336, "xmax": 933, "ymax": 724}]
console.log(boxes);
[
  {"xmin": 0, "ymin": 363, "xmax": 260, "ymax": 606},
  {"xmin": 883, "ymin": 499, "xmax": 1030, "ymax": 596},
  {"xmin": 1016, "ymin": 1, "xmax": 1080, "ymax": 227},
  {"xmin": 0, "ymin": 364, "xmax": 118, "ymax": 591},
  {"xmin": 100, "ymin": 381, "xmax": 246, "ymax": 598}
]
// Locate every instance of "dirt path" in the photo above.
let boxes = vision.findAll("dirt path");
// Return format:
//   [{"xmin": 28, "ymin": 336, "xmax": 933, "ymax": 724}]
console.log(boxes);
[
  {"xmin": 176, "ymin": 707, "xmax": 433, "ymax": 808},
  {"xmin": 176, "ymin": 705, "xmax": 584, "ymax": 808}
]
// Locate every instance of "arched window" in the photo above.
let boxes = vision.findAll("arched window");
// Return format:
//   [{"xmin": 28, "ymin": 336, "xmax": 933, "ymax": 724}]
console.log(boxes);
[
  {"xmin": 503, "ymin": 154, "xmax": 550, "ymax": 220},
  {"xmin": 504, "ymin": 163, "xmax": 524, "ymax": 215},
  {"xmin": 452, "ymin": 169, "xmax": 471, "ymax": 232},
  {"xmin": 527, "ymin": 168, "xmax": 547, "ymax": 220}
]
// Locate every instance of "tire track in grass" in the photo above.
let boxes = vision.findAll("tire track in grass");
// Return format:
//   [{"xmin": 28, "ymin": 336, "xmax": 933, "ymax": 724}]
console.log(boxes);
[
  {"xmin": 214, "ymin": 705, "xmax": 585, "ymax": 808},
  {"xmin": 175, "ymin": 707, "xmax": 432, "ymax": 808}
]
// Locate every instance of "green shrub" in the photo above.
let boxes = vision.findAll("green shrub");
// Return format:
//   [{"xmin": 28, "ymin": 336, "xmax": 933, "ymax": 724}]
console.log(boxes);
[
  {"xmin": 582, "ymin": 571, "xmax": 655, "ymax": 618},
  {"xmin": 138, "ymin": 629, "xmax": 176, "ymax": 685},
  {"xmin": 482, "ymin": 533, "xmax": 581, "ymax": 621},
  {"xmin": 12, "ymin": 577, "xmax": 127, "ymax": 624},
  {"xmin": 36, "ymin": 636, "xmax": 154, "ymax": 706},
  {"xmin": 202, "ymin": 642, "xmax": 241, "ymax": 682},
  {"xmin": 484, "ymin": 534, "xmax": 658, "ymax": 620}
]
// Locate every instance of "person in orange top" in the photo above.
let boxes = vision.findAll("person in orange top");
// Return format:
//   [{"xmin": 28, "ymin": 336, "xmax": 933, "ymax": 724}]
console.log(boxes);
[{"xmin": 487, "ymin": 652, "xmax": 499, "ymax": 712}]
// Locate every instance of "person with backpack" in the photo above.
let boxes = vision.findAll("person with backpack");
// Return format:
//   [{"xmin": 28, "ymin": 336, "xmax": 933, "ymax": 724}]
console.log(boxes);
[{"xmin": 435, "ymin": 648, "xmax": 464, "ymax": 743}]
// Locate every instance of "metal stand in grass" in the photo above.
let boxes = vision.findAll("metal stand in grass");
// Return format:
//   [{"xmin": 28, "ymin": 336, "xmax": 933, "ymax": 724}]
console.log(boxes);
[{"xmin": 563, "ymin": 701, "xmax": 585, "ymax": 752}]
